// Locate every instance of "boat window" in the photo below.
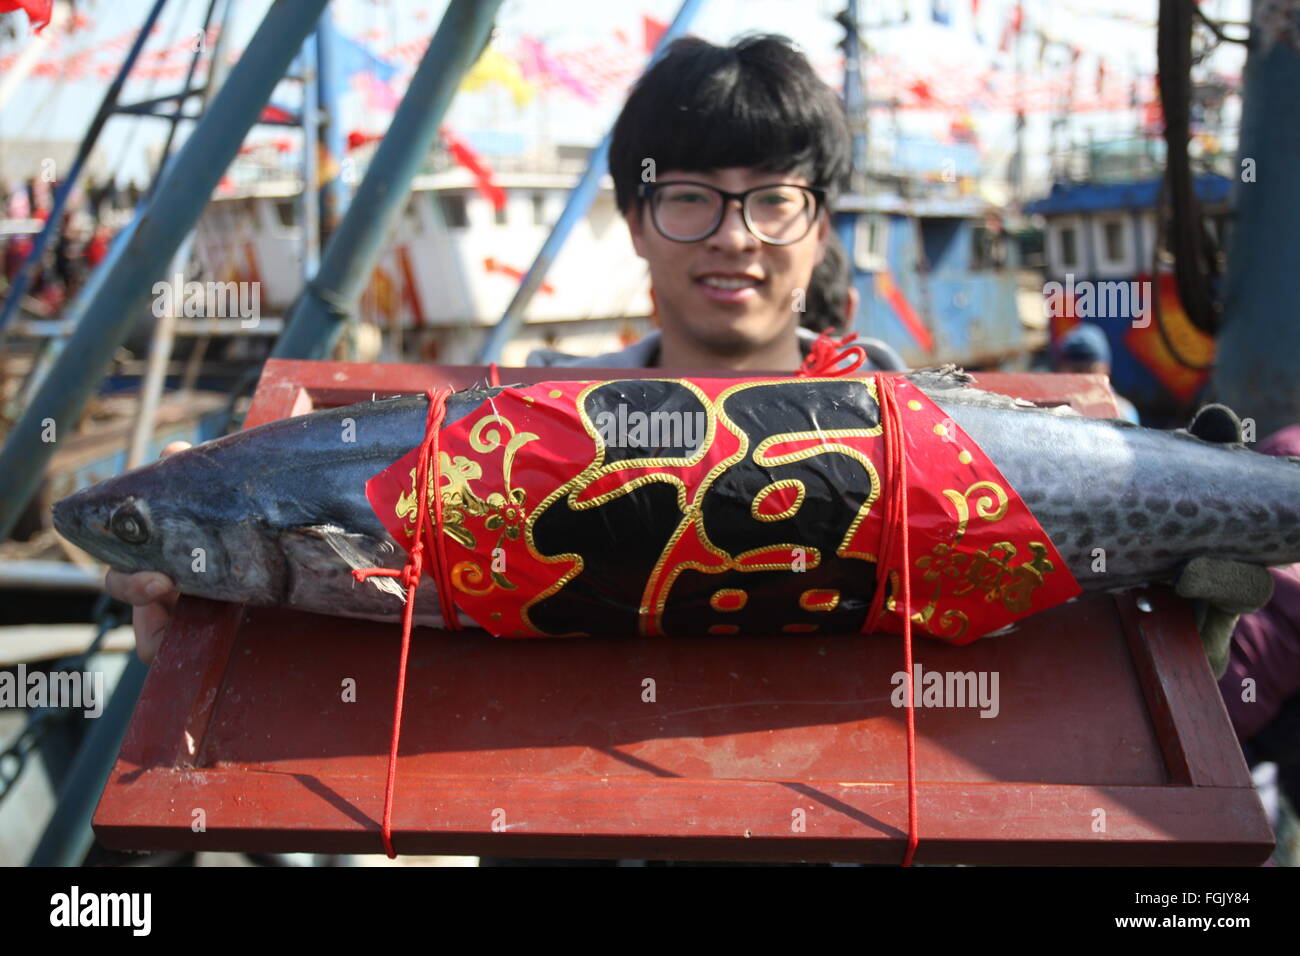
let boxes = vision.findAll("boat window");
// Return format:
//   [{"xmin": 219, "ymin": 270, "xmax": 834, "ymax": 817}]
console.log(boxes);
[
  {"xmin": 275, "ymin": 199, "xmax": 297, "ymax": 229},
  {"xmin": 1092, "ymin": 214, "xmax": 1134, "ymax": 274},
  {"xmin": 494, "ymin": 201, "xmax": 508, "ymax": 226},
  {"xmin": 439, "ymin": 193, "xmax": 469, "ymax": 229},
  {"xmin": 1060, "ymin": 227, "xmax": 1078, "ymax": 267},
  {"xmin": 853, "ymin": 214, "xmax": 887, "ymax": 271},
  {"xmin": 1103, "ymin": 220, "xmax": 1124, "ymax": 261},
  {"xmin": 971, "ymin": 224, "xmax": 1008, "ymax": 270},
  {"xmin": 406, "ymin": 196, "xmax": 424, "ymax": 235},
  {"xmin": 919, "ymin": 218, "xmax": 961, "ymax": 271},
  {"xmin": 533, "ymin": 193, "xmax": 549, "ymax": 227}
]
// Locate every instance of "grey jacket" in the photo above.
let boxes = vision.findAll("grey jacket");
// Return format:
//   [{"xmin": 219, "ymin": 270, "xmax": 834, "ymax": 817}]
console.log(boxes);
[{"xmin": 525, "ymin": 327, "xmax": 907, "ymax": 371}]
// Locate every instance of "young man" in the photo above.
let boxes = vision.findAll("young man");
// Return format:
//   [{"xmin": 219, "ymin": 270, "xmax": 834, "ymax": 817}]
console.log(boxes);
[
  {"xmin": 528, "ymin": 34, "xmax": 903, "ymax": 372},
  {"xmin": 110, "ymin": 34, "xmax": 902, "ymax": 660}
]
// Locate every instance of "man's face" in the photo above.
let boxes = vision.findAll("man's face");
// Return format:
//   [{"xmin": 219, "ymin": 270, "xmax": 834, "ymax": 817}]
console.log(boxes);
[{"xmin": 627, "ymin": 167, "xmax": 828, "ymax": 359}]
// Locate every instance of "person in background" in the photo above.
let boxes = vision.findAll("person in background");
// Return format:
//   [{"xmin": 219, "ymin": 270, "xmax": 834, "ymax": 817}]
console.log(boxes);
[
  {"xmin": 1217, "ymin": 425, "xmax": 1300, "ymax": 861},
  {"xmin": 1055, "ymin": 322, "xmax": 1140, "ymax": 424}
]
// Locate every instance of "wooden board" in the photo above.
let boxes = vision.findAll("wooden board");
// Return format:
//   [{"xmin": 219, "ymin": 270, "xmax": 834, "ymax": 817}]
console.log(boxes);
[{"xmin": 92, "ymin": 360, "xmax": 1273, "ymax": 863}]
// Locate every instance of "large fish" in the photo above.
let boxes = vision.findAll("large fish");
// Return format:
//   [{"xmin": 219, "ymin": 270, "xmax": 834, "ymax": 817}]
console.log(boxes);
[{"xmin": 51, "ymin": 369, "xmax": 1300, "ymax": 633}]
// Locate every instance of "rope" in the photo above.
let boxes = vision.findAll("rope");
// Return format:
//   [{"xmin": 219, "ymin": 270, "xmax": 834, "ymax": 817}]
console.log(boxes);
[
  {"xmin": 351, "ymin": 388, "xmax": 460, "ymax": 857},
  {"xmin": 796, "ymin": 336, "xmax": 920, "ymax": 861},
  {"xmin": 862, "ymin": 374, "xmax": 919, "ymax": 867},
  {"xmin": 351, "ymin": 371, "xmax": 919, "ymax": 863},
  {"xmin": 796, "ymin": 330, "xmax": 868, "ymax": 377}
]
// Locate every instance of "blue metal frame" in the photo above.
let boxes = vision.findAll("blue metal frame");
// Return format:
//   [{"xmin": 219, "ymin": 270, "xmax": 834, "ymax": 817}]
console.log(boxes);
[
  {"xmin": 271, "ymin": 0, "xmax": 504, "ymax": 361},
  {"xmin": 0, "ymin": 0, "xmax": 332, "ymax": 540}
]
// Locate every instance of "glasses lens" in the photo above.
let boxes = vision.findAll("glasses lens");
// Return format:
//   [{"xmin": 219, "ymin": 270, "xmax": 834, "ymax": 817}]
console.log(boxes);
[
  {"xmin": 652, "ymin": 184, "xmax": 722, "ymax": 240},
  {"xmin": 745, "ymin": 185, "xmax": 816, "ymax": 244}
]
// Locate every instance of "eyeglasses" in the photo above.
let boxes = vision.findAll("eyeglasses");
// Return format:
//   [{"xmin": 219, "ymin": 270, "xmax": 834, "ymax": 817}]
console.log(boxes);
[{"xmin": 637, "ymin": 180, "xmax": 826, "ymax": 246}]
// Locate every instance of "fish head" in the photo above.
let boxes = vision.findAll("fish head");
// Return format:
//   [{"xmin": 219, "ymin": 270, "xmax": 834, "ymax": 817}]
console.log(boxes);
[{"xmin": 52, "ymin": 446, "xmax": 283, "ymax": 605}]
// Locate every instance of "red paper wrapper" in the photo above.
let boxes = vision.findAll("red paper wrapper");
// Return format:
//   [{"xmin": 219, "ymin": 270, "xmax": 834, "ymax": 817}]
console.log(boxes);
[{"xmin": 365, "ymin": 377, "xmax": 1080, "ymax": 643}]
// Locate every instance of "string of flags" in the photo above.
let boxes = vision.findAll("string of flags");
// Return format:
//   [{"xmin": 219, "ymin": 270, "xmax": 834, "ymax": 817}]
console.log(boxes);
[{"xmin": 2, "ymin": 3, "xmax": 1221, "ymax": 125}]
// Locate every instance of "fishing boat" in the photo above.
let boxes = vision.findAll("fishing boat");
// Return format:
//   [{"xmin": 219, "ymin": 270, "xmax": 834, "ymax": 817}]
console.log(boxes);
[{"xmin": 1026, "ymin": 164, "xmax": 1231, "ymax": 423}]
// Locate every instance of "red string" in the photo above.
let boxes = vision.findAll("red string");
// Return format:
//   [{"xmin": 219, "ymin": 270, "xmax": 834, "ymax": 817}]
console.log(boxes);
[
  {"xmin": 862, "ymin": 374, "xmax": 919, "ymax": 867},
  {"xmin": 352, "ymin": 387, "xmax": 461, "ymax": 857},
  {"xmin": 796, "ymin": 330, "xmax": 868, "ymax": 378},
  {"xmin": 350, "ymin": 374, "xmax": 918, "ymax": 862},
  {"xmin": 488, "ymin": 362, "xmax": 501, "ymax": 387}
]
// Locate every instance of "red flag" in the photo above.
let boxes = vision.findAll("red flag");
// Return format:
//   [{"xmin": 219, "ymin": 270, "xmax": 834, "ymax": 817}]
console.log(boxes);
[
  {"xmin": 908, "ymin": 79, "xmax": 936, "ymax": 107},
  {"xmin": 347, "ymin": 130, "xmax": 383, "ymax": 151},
  {"xmin": 0, "ymin": 0, "xmax": 52, "ymax": 32},
  {"xmin": 997, "ymin": 2, "xmax": 1023, "ymax": 52},
  {"xmin": 643, "ymin": 15, "xmax": 667, "ymax": 54},
  {"xmin": 442, "ymin": 127, "xmax": 506, "ymax": 212},
  {"xmin": 259, "ymin": 103, "xmax": 296, "ymax": 125}
]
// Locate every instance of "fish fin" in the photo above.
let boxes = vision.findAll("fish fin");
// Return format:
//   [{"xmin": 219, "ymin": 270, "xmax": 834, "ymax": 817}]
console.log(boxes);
[
  {"xmin": 1186, "ymin": 404, "xmax": 1244, "ymax": 445},
  {"xmin": 289, "ymin": 525, "xmax": 408, "ymax": 603},
  {"xmin": 907, "ymin": 365, "xmax": 1083, "ymax": 417}
]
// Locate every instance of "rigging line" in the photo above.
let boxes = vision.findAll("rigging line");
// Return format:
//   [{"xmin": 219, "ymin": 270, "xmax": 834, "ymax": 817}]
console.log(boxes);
[{"xmin": 109, "ymin": 0, "xmax": 198, "ymax": 184}]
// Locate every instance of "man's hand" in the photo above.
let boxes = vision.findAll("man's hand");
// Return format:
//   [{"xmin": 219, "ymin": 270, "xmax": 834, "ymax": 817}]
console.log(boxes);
[
  {"xmin": 101, "ymin": 440, "xmax": 192, "ymax": 664},
  {"xmin": 1175, "ymin": 556, "xmax": 1274, "ymax": 679}
]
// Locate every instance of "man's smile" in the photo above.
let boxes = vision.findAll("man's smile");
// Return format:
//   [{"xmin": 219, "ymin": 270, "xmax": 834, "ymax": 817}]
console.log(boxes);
[{"xmin": 694, "ymin": 270, "xmax": 765, "ymax": 304}]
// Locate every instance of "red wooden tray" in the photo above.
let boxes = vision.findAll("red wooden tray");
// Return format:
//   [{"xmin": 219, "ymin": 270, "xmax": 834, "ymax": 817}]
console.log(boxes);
[{"xmin": 93, "ymin": 360, "xmax": 1274, "ymax": 864}]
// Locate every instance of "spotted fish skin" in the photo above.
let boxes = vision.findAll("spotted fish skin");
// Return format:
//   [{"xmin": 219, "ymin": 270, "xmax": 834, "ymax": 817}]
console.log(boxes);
[
  {"xmin": 935, "ymin": 397, "xmax": 1300, "ymax": 591},
  {"xmin": 51, "ymin": 373, "xmax": 1300, "ymax": 626}
]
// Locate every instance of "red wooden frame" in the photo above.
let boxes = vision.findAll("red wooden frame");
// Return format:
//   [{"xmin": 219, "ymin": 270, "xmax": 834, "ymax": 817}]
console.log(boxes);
[{"xmin": 92, "ymin": 360, "xmax": 1274, "ymax": 863}]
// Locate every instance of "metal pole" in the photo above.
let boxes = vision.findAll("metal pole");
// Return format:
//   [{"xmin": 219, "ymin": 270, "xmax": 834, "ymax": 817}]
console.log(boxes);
[
  {"xmin": 272, "ymin": 0, "xmax": 504, "ymax": 361},
  {"xmin": 27, "ymin": 656, "xmax": 148, "ymax": 867},
  {"xmin": 149, "ymin": 0, "xmax": 223, "ymax": 194},
  {"xmin": 125, "ymin": 236, "xmax": 193, "ymax": 469},
  {"xmin": 315, "ymin": 6, "xmax": 350, "ymax": 243},
  {"xmin": 840, "ymin": 0, "xmax": 867, "ymax": 194},
  {"xmin": 301, "ymin": 31, "xmax": 321, "ymax": 280},
  {"xmin": 126, "ymin": 0, "xmax": 225, "ymax": 469},
  {"xmin": 1211, "ymin": 3, "xmax": 1300, "ymax": 437},
  {"xmin": 475, "ymin": 0, "xmax": 707, "ymax": 365},
  {"xmin": 0, "ymin": 0, "xmax": 331, "ymax": 541},
  {"xmin": 0, "ymin": 0, "xmax": 171, "ymax": 335}
]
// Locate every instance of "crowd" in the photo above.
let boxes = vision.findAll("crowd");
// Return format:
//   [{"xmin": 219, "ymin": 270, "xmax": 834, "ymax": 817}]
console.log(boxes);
[{"xmin": 1, "ymin": 176, "xmax": 134, "ymax": 314}]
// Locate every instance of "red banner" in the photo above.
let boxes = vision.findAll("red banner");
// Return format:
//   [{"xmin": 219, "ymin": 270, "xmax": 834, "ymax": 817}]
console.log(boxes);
[{"xmin": 366, "ymin": 377, "xmax": 1079, "ymax": 643}]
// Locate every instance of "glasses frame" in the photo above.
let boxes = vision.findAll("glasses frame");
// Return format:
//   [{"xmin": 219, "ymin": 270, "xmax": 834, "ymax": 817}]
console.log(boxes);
[{"xmin": 637, "ymin": 180, "xmax": 827, "ymax": 246}]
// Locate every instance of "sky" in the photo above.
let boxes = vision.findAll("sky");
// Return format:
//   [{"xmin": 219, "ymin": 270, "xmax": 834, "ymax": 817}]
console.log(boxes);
[{"xmin": 0, "ymin": 0, "xmax": 1251, "ymax": 195}]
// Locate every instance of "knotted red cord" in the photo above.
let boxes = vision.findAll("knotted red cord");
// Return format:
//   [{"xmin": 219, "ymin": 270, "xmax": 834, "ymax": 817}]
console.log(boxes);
[
  {"xmin": 862, "ymin": 373, "xmax": 920, "ymax": 867},
  {"xmin": 352, "ymin": 371, "xmax": 919, "ymax": 863},
  {"xmin": 352, "ymin": 387, "xmax": 461, "ymax": 857},
  {"xmin": 796, "ymin": 330, "xmax": 868, "ymax": 377},
  {"xmin": 797, "ymin": 337, "xmax": 920, "ymax": 863}
]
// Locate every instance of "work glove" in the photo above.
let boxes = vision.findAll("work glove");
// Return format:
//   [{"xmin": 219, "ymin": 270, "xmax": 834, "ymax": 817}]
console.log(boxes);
[
  {"xmin": 1172, "ymin": 404, "xmax": 1275, "ymax": 679},
  {"xmin": 1175, "ymin": 557, "xmax": 1273, "ymax": 679}
]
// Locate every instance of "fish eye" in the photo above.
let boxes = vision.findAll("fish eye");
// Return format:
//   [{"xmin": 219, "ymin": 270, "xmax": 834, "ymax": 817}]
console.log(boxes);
[{"xmin": 110, "ymin": 503, "xmax": 150, "ymax": 544}]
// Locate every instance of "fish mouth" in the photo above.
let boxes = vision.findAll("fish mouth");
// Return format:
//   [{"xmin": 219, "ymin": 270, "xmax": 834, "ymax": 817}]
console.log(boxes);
[
  {"xmin": 51, "ymin": 494, "xmax": 84, "ymax": 546},
  {"xmin": 51, "ymin": 487, "xmax": 130, "ymax": 567}
]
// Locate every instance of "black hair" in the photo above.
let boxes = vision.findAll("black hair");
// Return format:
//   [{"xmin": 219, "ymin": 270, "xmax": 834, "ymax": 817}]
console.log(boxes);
[
  {"xmin": 609, "ymin": 34, "xmax": 851, "ymax": 216},
  {"xmin": 803, "ymin": 230, "xmax": 851, "ymax": 333}
]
